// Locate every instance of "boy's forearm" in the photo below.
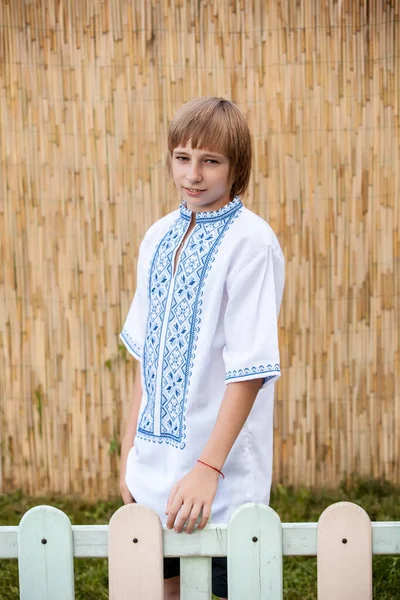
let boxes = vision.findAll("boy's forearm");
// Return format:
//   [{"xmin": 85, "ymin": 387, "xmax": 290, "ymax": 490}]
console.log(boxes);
[
  {"xmin": 198, "ymin": 379, "xmax": 263, "ymax": 471},
  {"xmin": 120, "ymin": 363, "xmax": 142, "ymax": 499},
  {"xmin": 122, "ymin": 364, "xmax": 142, "ymax": 447}
]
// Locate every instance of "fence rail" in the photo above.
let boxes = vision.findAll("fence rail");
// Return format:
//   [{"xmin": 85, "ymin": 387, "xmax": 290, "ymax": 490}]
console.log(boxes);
[{"xmin": 1, "ymin": 502, "xmax": 400, "ymax": 599}]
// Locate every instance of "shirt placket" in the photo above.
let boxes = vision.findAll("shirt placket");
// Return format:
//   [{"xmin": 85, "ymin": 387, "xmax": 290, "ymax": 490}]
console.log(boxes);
[{"xmin": 152, "ymin": 220, "xmax": 192, "ymax": 436}]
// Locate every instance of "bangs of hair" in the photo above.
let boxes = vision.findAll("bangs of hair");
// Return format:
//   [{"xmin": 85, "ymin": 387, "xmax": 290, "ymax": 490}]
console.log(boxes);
[{"xmin": 167, "ymin": 97, "xmax": 252, "ymax": 199}]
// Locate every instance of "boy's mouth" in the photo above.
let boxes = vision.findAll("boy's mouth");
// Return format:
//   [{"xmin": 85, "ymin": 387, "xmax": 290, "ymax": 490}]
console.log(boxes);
[{"xmin": 184, "ymin": 187, "xmax": 206, "ymax": 195}]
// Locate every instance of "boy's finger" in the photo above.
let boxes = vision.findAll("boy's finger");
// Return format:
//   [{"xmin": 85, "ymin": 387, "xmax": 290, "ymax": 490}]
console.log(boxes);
[
  {"xmin": 198, "ymin": 504, "xmax": 211, "ymax": 530},
  {"xmin": 166, "ymin": 484, "xmax": 178, "ymax": 514},
  {"xmin": 166, "ymin": 507, "xmax": 178, "ymax": 530},
  {"xmin": 173, "ymin": 502, "xmax": 193, "ymax": 533},
  {"xmin": 184, "ymin": 504, "xmax": 202, "ymax": 534},
  {"xmin": 166, "ymin": 495, "xmax": 183, "ymax": 529}
]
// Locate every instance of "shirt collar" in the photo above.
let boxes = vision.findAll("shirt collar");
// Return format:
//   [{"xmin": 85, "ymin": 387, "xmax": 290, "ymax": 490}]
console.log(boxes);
[{"xmin": 179, "ymin": 196, "xmax": 243, "ymax": 222}]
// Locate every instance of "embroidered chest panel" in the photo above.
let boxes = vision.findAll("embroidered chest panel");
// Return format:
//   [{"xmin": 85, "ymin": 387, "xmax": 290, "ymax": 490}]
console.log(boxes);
[{"xmin": 139, "ymin": 203, "xmax": 242, "ymax": 449}]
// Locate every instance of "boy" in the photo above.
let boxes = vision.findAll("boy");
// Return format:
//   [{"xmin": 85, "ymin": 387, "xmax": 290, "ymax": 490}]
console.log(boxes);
[{"xmin": 119, "ymin": 96, "xmax": 285, "ymax": 600}]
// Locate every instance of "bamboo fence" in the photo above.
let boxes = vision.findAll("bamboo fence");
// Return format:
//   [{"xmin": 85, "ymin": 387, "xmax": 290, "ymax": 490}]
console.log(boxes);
[{"xmin": 0, "ymin": 0, "xmax": 399, "ymax": 499}]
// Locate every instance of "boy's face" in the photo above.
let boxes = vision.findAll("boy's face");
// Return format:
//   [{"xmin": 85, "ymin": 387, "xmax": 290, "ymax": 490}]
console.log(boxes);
[{"xmin": 171, "ymin": 141, "xmax": 231, "ymax": 212}]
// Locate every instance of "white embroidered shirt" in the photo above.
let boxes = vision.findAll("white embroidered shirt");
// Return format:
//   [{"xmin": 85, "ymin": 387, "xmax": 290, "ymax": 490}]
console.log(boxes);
[{"xmin": 120, "ymin": 197, "xmax": 285, "ymax": 524}]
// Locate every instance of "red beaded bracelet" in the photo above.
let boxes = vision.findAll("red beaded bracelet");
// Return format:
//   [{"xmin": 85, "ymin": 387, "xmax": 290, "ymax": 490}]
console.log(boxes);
[{"xmin": 197, "ymin": 459, "xmax": 225, "ymax": 479}]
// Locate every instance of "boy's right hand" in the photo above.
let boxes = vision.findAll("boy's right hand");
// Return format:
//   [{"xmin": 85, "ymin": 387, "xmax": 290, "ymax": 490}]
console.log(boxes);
[
  {"xmin": 119, "ymin": 438, "xmax": 135, "ymax": 504},
  {"xmin": 120, "ymin": 478, "xmax": 135, "ymax": 504}
]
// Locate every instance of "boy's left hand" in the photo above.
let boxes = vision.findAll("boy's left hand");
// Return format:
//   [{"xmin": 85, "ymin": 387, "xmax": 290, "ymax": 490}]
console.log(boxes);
[{"xmin": 166, "ymin": 461, "xmax": 220, "ymax": 533}]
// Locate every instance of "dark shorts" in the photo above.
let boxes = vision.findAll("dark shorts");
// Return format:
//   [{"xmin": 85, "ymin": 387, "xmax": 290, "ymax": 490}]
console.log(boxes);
[{"xmin": 164, "ymin": 557, "xmax": 228, "ymax": 598}]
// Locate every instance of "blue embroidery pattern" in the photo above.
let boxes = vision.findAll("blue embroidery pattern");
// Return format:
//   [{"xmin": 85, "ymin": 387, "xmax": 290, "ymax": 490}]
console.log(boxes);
[
  {"xmin": 138, "ymin": 198, "xmax": 242, "ymax": 448},
  {"xmin": 139, "ymin": 218, "xmax": 188, "ymax": 437},
  {"xmin": 226, "ymin": 364, "xmax": 281, "ymax": 382}
]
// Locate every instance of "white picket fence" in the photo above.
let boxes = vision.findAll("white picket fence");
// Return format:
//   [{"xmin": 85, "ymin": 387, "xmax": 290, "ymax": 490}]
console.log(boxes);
[{"xmin": 1, "ymin": 501, "xmax": 400, "ymax": 599}]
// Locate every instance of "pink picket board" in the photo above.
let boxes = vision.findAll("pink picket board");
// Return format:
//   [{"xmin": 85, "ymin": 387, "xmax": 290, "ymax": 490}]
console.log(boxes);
[
  {"xmin": 317, "ymin": 501, "xmax": 372, "ymax": 600},
  {"xmin": 108, "ymin": 504, "xmax": 163, "ymax": 600}
]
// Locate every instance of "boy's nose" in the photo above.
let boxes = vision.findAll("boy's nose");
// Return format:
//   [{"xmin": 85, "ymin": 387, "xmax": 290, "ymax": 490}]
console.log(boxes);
[{"xmin": 187, "ymin": 163, "xmax": 202, "ymax": 182}]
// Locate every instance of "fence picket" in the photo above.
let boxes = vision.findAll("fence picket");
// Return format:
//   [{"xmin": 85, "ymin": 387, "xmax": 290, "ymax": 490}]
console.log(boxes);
[
  {"xmin": 18, "ymin": 506, "xmax": 75, "ymax": 600},
  {"xmin": 180, "ymin": 556, "xmax": 212, "ymax": 599},
  {"xmin": 227, "ymin": 503, "xmax": 283, "ymax": 600},
  {"xmin": 108, "ymin": 504, "xmax": 163, "ymax": 600},
  {"xmin": 318, "ymin": 501, "xmax": 372, "ymax": 599}
]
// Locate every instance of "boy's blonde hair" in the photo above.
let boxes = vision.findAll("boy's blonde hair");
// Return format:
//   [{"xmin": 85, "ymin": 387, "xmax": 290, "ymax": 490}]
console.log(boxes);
[{"xmin": 167, "ymin": 97, "xmax": 252, "ymax": 199}]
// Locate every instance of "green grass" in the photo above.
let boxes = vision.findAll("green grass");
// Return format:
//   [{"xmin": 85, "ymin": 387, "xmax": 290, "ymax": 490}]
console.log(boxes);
[{"xmin": 1, "ymin": 478, "xmax": 400, "ymax": 599}]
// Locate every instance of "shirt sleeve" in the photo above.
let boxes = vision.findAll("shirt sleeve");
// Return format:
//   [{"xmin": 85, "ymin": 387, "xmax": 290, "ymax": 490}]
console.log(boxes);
[
  {"xmin": 223, "ymin": 246, "xmax": 284, "ymax": 388},
  {"xmin": 119, "ymin": 243, "xmax": 149, "ymax": 361}
]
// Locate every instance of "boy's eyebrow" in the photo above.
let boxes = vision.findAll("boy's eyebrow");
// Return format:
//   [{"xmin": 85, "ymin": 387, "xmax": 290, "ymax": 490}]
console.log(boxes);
[{"xmin": 173, "ymin": 148, "xmax": 226, "ymax": 159}]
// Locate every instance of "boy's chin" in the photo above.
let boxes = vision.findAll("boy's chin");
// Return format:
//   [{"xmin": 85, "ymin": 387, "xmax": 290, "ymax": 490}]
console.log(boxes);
[
  {"xmin": 185, "ymin": 198, "xmax": 215, "ymax": 212},
  {"xmin": 183, "ymin": 192, "xmax": 231, "ymax": 212}
]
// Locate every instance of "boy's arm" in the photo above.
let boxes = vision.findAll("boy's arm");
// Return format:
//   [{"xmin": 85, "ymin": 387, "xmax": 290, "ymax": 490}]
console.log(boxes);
[
  {"xmin": 119, "ymin": 364, "xmax": 142, "ymax": 504},
  {"xmin": 166, "ymin": 377, "xmax": 263, "ymax": 532}
]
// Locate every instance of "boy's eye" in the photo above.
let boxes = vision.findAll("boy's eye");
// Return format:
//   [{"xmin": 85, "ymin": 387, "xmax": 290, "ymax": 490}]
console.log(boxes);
[
  {"xmin": 175, "ymin": 155, "xmax": 189, "ymax": 161},
  {"xmin": 205, "ymin": 159, "xmax": 219, "ymax": 164}
]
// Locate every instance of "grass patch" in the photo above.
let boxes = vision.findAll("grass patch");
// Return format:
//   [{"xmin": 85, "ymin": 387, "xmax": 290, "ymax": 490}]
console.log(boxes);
[{"xmin": 1, "ymin": 479, "xmax": 400, "ymax": 598}]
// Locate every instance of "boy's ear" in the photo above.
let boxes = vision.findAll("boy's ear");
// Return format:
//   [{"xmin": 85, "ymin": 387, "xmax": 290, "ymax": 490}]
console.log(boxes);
[
  {"xmin": 165, "ymin": 152, "xmax": 172, "ymax": 177},
  {"xmin": 229, "ymin": 169, "xmax": 237, "ymax": 198}
]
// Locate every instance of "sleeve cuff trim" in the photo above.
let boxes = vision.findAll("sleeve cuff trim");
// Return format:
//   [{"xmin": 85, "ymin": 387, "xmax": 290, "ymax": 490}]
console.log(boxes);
[
  {"xmin": 225, "ymin": 364, "xmax": 280, "ymax": 383},
  {"xmin": 119, "ymin": 331, "xmax": 141, "ymax": 360}
]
